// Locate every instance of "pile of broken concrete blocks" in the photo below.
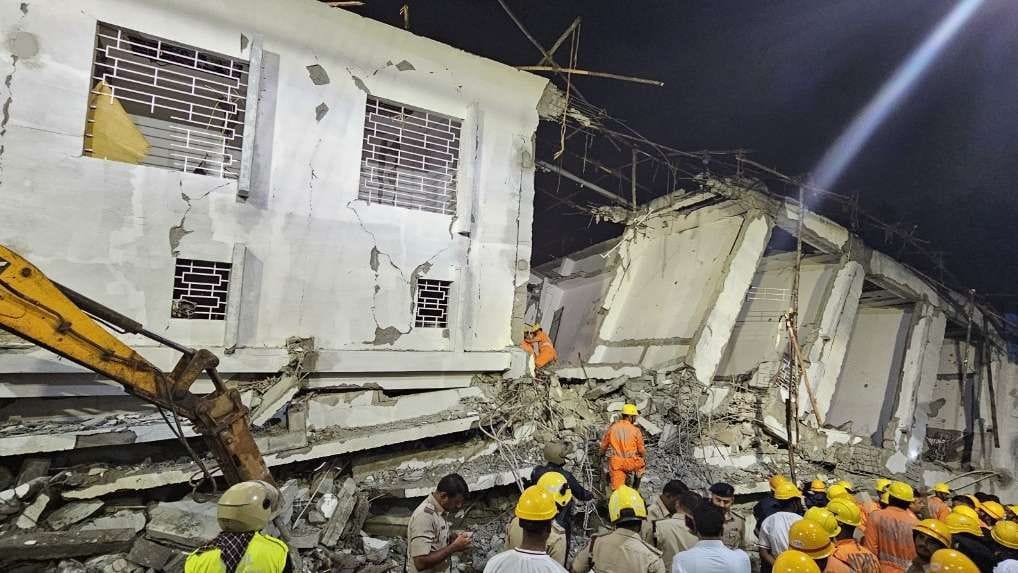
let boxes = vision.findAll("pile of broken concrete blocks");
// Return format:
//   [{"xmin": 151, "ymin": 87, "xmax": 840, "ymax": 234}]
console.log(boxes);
[{"xmin": 0, "ymin": 458, "xmax": 399, "ymax": 573}]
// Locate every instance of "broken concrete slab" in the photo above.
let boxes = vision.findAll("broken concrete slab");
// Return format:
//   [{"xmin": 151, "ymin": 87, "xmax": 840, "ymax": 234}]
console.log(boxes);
[
  {"xmin": 583, "ymin": 376, "xmax": 628, "ymax": 400},
  {"xmin": 17, "ymin": 457, "xmax": 51, "ymax": 485},
  {"xmin": 47, "ymin": 500, "xmax": 104, "ymax": 530},
  {"xmin": 363, "ymin": 512, "xmax": 410, "ymax": 538},
  {"xmin": 307, "ymin": 387, "xmax": 482, "ymax": 430},
  {"xmin": 16, "ymin": 491, "xmax": 51, "ymax": 529},
  {"xmin": 0, "ymin": 528, "xmax": 136, "ymax": 560},
  {"xmin": 127, "ymin": 536, "xmax": 183, "ymax": 570},
  {"xmin": 290, "ymin": 525, "xmax": 322, "ymax": 549},
  {"xmin": 250, "ymin": 374, "xmax": 301, "ymax": 427},
  {"xmin": 80, "ymin": 510, "xmax": 147, "ymax": 534},
  {"xmin": 84, "ymin": 553, "xmax": 144, "ymax": 573},
  {"xmin": 146, "ymin": 498, "xmax": 219, "ymax": 549},
  {"xmin": 320, "ymin": 478, "xmax": 357, "ymax": 547},
  {"xmin": 559, "ymin": 365, "xmax": 642, "ymax": 381},
  {"xmin": 636, "ymin": 416, "xmax": 662, "ymax": 436},
  {"xmin": 362, "ymin": 535, "xmax": 391, "ymax": 563}
]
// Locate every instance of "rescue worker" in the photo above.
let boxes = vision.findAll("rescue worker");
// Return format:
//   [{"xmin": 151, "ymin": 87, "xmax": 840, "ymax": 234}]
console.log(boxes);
[
  {"xmin": 571, "ymin": 486, "xmax": 665, "ymax": 573},
  {"xmin": 487, "ymin": 485, "xmax": 568, "ymax": 573},
  {"xmin": 185, "ymin": 480, "xmax": 290, "ymax": 573},
  {"xmin": 953, "ymin": 504, "xmax": 990, "ymax": 534},
  {"xmin": 756, "ymin": 476, "xmax": 794, "ymax": 534},
  {"xmin": 990, "ymin": 521, "xmax": 1018, "ymax": 565},
  {"xmin": 929, "ymin": 485, "xmax": 953, "ymax": 521},
  {"xmin": 407, "ymin": 473, "xmax": 472, "ymax": 573},
  {"xmin": 506, "ymin": 472, "xmax": 571, "ymax": 564},
  {"xmin": 643, "ymin": 479, "xmax": 691, "ymax": 544},
  {"xmin": 806, "ymin": 481, "xmax": 830, "ymax": 510},
  {"xmin": 978, "ymin": 501, "xmax": 1007, "ymax": 528},
  {"xmin": 600, "ymin": 404, "xmax": 646, "ymax": 491},
  {"xmin": 863, "ymin": 480, "xmax": 893, "ymax": 518},
  {"xmin": 930, "ymin": 549, "xmax": 980, "ymax": 573},
  {"xmin": 952, "ymin": 496, "xmax": 976, "ymax": 510},
  {"xmin": 709, "ymin": 482, "xmax": 747, "ymax": 550},
  {"xmin": 759, "ymin": 482, "xmax": 806, "ymax": 573},
  {"xmin": 531, "ymin": 441, "xmax": 594, "ymax": 551},
  {"xmin": 864, "ymin": 481, "xmax": 919, "ymax": 573},
  {"xmin": 907, "ymin": 519, "xmax": 951, "ymax": 573},
  {"xmin": 672, "ymin": 502, "xmax": 751, "ymax": 573},
  {"xmin": 786, "ymin": 518, "xmax": 836, "ymax": 572},
  {"xmin": 825, "ymin": 499, "xmax": 881, "ymax": 573},
  {"xmin": 773, "ymin": 550, "xmax": 824, "ymax": 573},
  {"xmin": 654, "ymin": 491, "xmax": 702, "ymax": 568},
  {"xmin": 522, "ymin": 323, "xmax": 558, "ymax": 369},
  {"xmin": 828, "ymin": 483, "xmax": 869, "ymax": 536},
  {"xmin": 943, "ymin": 509, "xmax": 995, "ymax": 573}
]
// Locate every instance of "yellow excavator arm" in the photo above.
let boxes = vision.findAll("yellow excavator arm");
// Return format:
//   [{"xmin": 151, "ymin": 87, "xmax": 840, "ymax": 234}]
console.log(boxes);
[{"xmin": 0, "ymin": 244, "xmax": 272, "ymax": 485}]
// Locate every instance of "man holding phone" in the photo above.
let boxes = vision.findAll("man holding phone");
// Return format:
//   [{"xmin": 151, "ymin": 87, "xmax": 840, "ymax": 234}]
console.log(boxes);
[{"xmin": 407, "ymin": 474, "xmax": 473, "ymax": 573}]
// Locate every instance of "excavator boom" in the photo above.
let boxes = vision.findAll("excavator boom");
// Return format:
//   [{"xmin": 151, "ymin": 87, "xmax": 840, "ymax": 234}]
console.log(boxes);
[{"xmin": 0, "ymin": 245, "xmax": 272, "ymax": 485}]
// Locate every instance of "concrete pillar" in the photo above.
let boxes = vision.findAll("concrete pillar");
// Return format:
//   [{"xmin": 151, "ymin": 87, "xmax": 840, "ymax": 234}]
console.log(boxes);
[
  {"xmin": 688, "ymin": 211, "xmax": 773, "ymax": 385},
  {"xmin": 887, "ymin": 303, "xmax": 946, "ymax": 470},
  {"xmin": 802, "ymin": 260, "xmax": 865, "ymax": 421}
]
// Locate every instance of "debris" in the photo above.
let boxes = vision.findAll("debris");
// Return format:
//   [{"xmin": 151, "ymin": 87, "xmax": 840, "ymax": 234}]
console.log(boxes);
[
  {"xmin": 146, "ymin": 498, "xmax": 219, "ymax": 548},
  {"xmin": 127, "ymin": 536, "xmax": 183, "ymax": 570},
  {"xmin": 16, "ymin": 457, "xmax": 49, "ymax": 485},
  {"xmin": 46, "ymin": 500, "xmax": 104, "ymax": 530},
  {"xmin": 80, "ymin": 510, "xmax": 147, "ymax": 534},
  {"xmin": 0, "ymin": 528, "xmax": 136, "ymax": 561},
  {"xmin": 320, "ymin": 478, "xmax": 357, "ymax": 547},
  {"xmin": 15, "ymin": 490, "xmax": 51, "ymax": 529},
  {"xmin": 583, "ymin": 376, "xmax": 628, "ymax": 400},
  {"xmin": 362, "ymin": 535, "xmax": 392, "ymax": 563},
  {"xmin": 636, "ymin": 416, "xmax": 662, "ymax": 436},
  {"xmin": 250, "ymin": 374, "xmax": 301, "ymax": 427},
  {"xmin": 84, "ymin": 553, "xmax": 144, "ymax": 573},
  {"xmin": 306, "ymin": 63, "xmax": 330, "ymax": 85}
]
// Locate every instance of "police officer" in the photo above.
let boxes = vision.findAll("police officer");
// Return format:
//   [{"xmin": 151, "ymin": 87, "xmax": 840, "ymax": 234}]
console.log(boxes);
[
  {"xmin": 185, "ymin": 480, "xmax": 290, "ymax": 573},
  {"xmin": 407, "ymin": 474, "xmax": 473, "ymax": 573},
  {"xmin": 571, "ymin": 486, "xmax": 666, "ymax": 573}
]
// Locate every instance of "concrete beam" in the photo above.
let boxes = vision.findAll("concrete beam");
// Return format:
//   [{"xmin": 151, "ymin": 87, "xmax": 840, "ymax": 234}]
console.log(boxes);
[
  {"xmin": 307, "ymin": 387, "xmax": 482, "ymax": 430},
  {"xmin": 898, "ymin": 305, "xmax": 947, "ymax": 463},
  {"xmin": 687, "ymin": 211, "xmax": 773, "ymax": 384}
]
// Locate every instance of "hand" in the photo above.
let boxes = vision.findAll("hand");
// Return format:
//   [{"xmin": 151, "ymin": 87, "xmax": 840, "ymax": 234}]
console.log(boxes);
[{"xmin": 450, "ymin": 532, "xmax": 473, "ymax": 551}]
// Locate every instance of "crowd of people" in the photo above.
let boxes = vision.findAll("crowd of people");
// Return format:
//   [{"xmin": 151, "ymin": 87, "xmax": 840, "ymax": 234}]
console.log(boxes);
[{"xmin": 454, "ymin": 453, "xmax": 1018, "ymax": 573}]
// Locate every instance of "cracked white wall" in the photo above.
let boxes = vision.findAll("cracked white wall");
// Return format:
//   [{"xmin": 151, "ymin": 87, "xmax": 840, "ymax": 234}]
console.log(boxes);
[{"xmin": 0, "ymin": 0, "xmax": 546, "ymax": 378}]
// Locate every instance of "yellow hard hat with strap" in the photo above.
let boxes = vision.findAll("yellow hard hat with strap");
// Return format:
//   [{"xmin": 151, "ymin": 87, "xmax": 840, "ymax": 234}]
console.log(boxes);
[
  {"xmin": 914, "ymin": 519, "xmax": 952, "ymax": 547},
  {"xmin": 933, "ymin": 482, "xmax": 951, "ymax": 494},
  {"xmin": 804, "ymin": 507, "xmax": 842, "ymax": 538},
  {"xmin": 774, "ymin": 482, "xmax": 803, "ymax": 501},
  {"xmin": 536, "ymin": 471, "xmax": 573, "ymax": 506},
  {"xmin": 809, "ymin": 480, "xmax": 826, "ymax": 493},
  {"xmin": 991, "ymin": 520, "xmax": 1018, "ymax": 550},
  {"xmin": 608, "ymin": 485, "xmax": 647, "ymax": 523},
  {"xmin": 826, "ymin": 498, "xmax": 862, "ymax": 527},
  {"xmin": 788, "ymin": 519, "xmax": 835, "ymax": 559},
  {"xmin": 944, "ymin": 510, "xmax": 983, "ymax": 537},
  {"xmin": 837, "ymin": 480, "xmax": 854, "ymax": 492},
  {"xmin": 516, "ymin": 485, "xmax": 558, "ymax": 521},
  {"xmin": 621, "ymin": 403, "xmax": 639, "ymax": 416},
  {"xmin": 982, "ymin": 500, "xmax": 1006, "ymax": 521},
  {"xmin": 826, "ymin": 484, "xmax": 850, "ymax": 500},
  {"xmin": 773, "ymin": 550, "xmax": 821, "ymax": 573},
  {"xmin": 875, "ymin": 478, "xmax": 892, "ymax": 493},
  {"xmin": 887, "ymin": 481, "xmax": 915, "ymax": 503},
  {"xmin": 930, "ymin": 549, "xmax": 979, "ymax": 573},
  {"xmin": 953, "ymin": 505, "xmax": 981, "ymax": 523}
]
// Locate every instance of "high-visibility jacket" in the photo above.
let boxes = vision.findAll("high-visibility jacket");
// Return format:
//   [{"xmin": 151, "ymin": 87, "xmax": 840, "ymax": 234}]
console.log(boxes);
[
  {"xmin": 863, "ymin": 507, "xmax": 918, "ymax": 573},
  {"xmin": 522, "ymin": 330, "xmax": 558, "ymax": 368},
  {"xmin": 927, "ymin": 497, "xmax": 951, "ymax": 520},
  {"xmin": 851, "ymin": 497, "xmax": 870, "ymax": 535},
  {"xmin": 600, "ymin": 419, "xmax": 645, "ymax": 459},
  {"xmin": 826, "ymin": 538, "xmax": 881, "ymax": 573},
  {"xmin": 185, "ymin": 532, "xmax": 289, "ymax": 573}
]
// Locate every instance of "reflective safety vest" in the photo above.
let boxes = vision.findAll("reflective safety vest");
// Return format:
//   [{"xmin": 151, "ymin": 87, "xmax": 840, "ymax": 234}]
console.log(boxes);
[{"xmin": 185, "ymin": 532, "xmax": 289, "ymax": 573}]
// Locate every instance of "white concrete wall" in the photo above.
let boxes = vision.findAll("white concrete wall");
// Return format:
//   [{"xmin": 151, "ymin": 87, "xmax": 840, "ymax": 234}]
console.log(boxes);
[
  {"xmin": 827, "ymin": 306, "xmax": 914, "ymax": 441},
  {"xmin": 0, "ymin": 0, "xmax": 546, "ymax": 376}
]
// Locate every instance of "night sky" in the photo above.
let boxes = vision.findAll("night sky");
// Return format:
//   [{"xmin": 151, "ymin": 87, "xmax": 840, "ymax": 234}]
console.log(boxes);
[{"xmin": 354, "ymin": 1, "xmax": 1018, "ymax": 309}]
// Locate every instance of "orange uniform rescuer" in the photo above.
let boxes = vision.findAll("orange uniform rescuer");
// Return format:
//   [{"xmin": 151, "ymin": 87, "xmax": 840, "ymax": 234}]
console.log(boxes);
[
  {"xmin": 600, "ymin": 404, "xmax": 646, "ymax": 490},
  {"xmin": 522, "ymin": 323, "xmax": 558, "ymax": 369}
]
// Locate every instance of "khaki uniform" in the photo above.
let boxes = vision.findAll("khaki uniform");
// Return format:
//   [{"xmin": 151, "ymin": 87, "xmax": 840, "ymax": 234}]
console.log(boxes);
[
  {"xmin": 641, "ymin": 497, "xmax": 673, "ymax": 544},
  {"xmin": 721, "ymin": 511, "xmax": 747, "ymax": 550},
  {"xmin": 571, "ymin": 527, "xmax": 666, "ymax": 573},
  {"xmin": 653, "ymin": 516, "xmax": 699, "ymax": 569},
  {"xmin": 407, "ymin": 494, "xmax": 451, "ymax": 573},
  {"xmin": 505, "ymin": 517, "xmax": 568, "ymax": 565}
]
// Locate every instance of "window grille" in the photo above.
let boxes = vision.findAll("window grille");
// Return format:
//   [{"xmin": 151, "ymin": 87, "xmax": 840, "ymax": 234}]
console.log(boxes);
[
  {"xmin": 172, "ymin": 259, "xmax": 232, "ymax": 320},
  {"xmin": 414, "ymin": 279, "xmax": 452, "ymax": 328},
  {"xmin": 359, "ymin": 96, "xmax": 461, "ymax": 215},
  {"xmin": 87, "ymin": 23, "xmax": 249, "ymax": 179}
]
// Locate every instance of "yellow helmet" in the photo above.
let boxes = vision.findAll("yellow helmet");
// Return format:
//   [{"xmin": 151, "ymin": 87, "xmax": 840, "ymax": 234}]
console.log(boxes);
[
  {"xmin": 914, "ymin": 519, "xmax": 953, "ymax": 547},
  {"xmin": 770, "ymin": 475, "xmax": 792, "ymax": 491},
  {"xmin": 826, "ymin": 498, "xmax": 862, "ymax": 527},
  {"xmin": 952, "ymin": 505, "xmax": 981, "ymax": 523},
  {"xmin": 217, "ymin": 480, "xmax": 280, "ymax": 532},
  {"xmin": 788, "ymin": 519, "xmax": 835, "ymax": 558},
  {"xmin": 933, "ymin": 483, "xmax": 952, "ymax": 495},
  {"xmin": 773, "ymin": 550, "xmax": 822, "ymax": 573},
  {"xmin": 516, "ymin": 485, "xmax": 558, "ymax": 521},
  {"xmin": 876, "ymin": 478, "xmax": 892, "ymax": 493},
  {"xmin": 826, "ymin": 484, "xmax": 851, "ymax": 500},
  {"xmin": 536, "ymin": 471, "xmax": 572, "ymax": 506},
  {"xmin": 608, "ymin": 485, "xmax": 647, "ymax": 523},
  {"xmin": 837, "ymin": 480, "xmax": 854, "ymax": 491},
  {"xmin": 887, "ymin": 481, "xmax": 915, "ymax": 503},
  {"xmin": 944, "ymin": 511, "xmax": 983, "ymax": 537},
  {"xmin": 965, "ymin": 495, "xmax": 982, "ymax": 510},
  {"xmin": 774, "ymin": 482, "xmax": 804, "ymax": 501},
  {"xmin": 621, "ymin": 403, "xmax": 639, "ymax": 416},
  {"xmin": 929, "ymin": 549, "xmax": 979, "ymax": 573},
  {"xmin": 810, "ymin": 480, "xmax": 826, "ymax": 493},
  {"xmin": 804, "ymin": 507, "xmax": 842, "ymax": 538},
  {"xmin": 981, "ymin": 500, "xmax": 1006, "ymax": 521},
  {"xmin": 525, "ymin": 322, "xmax": 542, "ymax": 332},
  {"xmin": 1010, "ymin": 505, "xmax": 1018, "ymax": 519},
  {"xmin": 881, "ymin": 491, "xmax": 890, "ymax": 504},
  {"xmin": 991, "ymin": 520, "xmax": 1018, "ymax": 550}
]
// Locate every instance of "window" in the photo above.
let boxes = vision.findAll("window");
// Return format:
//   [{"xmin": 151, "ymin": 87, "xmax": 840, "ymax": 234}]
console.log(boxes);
[
  {"xmin": 172, "ymin": 259, "xmax": 232, "ymax": 320},
  {"xmin": 414, "ymin": 279, "xmax": 452, "ymax": 328},
  {"xmin": 359, "ymin": 96, "xmax": 461, "ymax": 215},
  {"xmin": 86, "ymin": 23, "xmax": 249, "ymax": 179}
]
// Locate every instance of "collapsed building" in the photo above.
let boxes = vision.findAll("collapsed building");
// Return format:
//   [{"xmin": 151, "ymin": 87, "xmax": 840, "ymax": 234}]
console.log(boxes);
[{"xmin": 0, "ymin": 0, "xmax": 1015, "ymax": 572}]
